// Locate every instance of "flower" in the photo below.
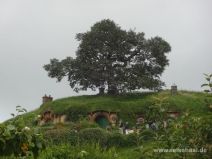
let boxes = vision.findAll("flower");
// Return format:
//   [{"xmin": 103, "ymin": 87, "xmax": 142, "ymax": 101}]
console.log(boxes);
[
  {"xmin": 79, "ymin": 150, "xmax": 88, "ymax": 157},
  {"xmin": 175, "ymin": 123, "xmax": 183, "ymax": 129},
  {"xmin": 23, "ymin": 126, "xmax": 30, "ymax": 131},
  {"xmin": 185, "ymin": 112, "xmax": 189, "ymax": 116},
  {"xmin": 160, "ymin": 108, "xmax": 165, "ymax": 112}
]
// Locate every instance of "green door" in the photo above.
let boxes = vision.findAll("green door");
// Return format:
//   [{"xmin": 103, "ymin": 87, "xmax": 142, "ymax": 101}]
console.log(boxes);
[{"xmin": 95, "ymin": 116, "xmax": 109, "ymax": 128}]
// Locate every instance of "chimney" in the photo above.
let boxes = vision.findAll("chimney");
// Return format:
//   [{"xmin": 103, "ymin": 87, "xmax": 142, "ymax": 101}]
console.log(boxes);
[
  {"xmin": 171, "ymin": 84, "xmax": 177, "ymax": 95},
  {"xmin": 42, "ymin": 94, "xmax": 53, "ymax": 104}
]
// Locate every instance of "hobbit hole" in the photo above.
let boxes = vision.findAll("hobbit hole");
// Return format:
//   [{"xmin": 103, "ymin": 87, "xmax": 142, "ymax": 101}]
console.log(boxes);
[
  {"xmin": 88, "ymin": 110, "xmax": 118, "ymax": 127},
  {"xmin": 95, "ymin": 115, "xmax": 109, "ymax": 128},
  {"xmin": 38, "ymin": 96, "xmax": 181, "ymax": 127}
]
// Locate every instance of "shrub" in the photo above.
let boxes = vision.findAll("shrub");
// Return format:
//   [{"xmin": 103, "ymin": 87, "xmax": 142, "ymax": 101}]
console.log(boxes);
[
  {"xmin": 44, "ymin": 128, "xmax": 78, "ymax": 145},
  {"xmin": 107, "ymin": 132, "xmax": 141, "ymax": 148},
  {"xmin": 67, "ymin": 130, "xmax": 79, "ymax": 146},
  {"xmin": 201, "ymin": 73, "xmax": 212, "ymax": 93},
  {"xmin": 139, "ymin": 129, "xmax": 156, "ymax": 142},
  {"xmin": 0, "ymin": 106, "xmax": 45, "ymax": 158},
  {"xmin": 125, "ymin": 133, "xmax": 141, "ymax": 146},
  {"xmin": 79, "ymin": 128, "xmax": 108, "ymax": 146},
  {"xmin": 107, "ymin": 132, "xmax": 126, "ymax": 147},
  {"xmin": 167, "ymin": 114, "xmax": 212, "ymax": 148}
]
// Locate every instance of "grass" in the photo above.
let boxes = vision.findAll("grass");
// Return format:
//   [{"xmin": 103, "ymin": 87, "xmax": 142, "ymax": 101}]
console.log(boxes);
[
  {"xmin": 16, "ymin": 90, "xmax": 211, "ymax": 126},
  {"xmin": 40, "ymin": 90, "xmax": 208, "ymax": 113},
  {"xmin": 1, "ymin": 90, "xmax": 211, "ymax": 159}
]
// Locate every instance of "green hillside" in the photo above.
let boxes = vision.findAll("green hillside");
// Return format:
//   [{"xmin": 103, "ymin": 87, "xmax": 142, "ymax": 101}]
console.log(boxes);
[
  {"xmin": 1, "ymin": 91, "xmax": 212, "ymax": 159},
  {"xmin": 21, "ymin": 90, "xmax": 210, "ymax": 126}
]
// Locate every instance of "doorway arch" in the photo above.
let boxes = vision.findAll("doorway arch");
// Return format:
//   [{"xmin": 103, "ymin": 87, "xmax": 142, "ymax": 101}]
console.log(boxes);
[
  {"xmin": 88, "ymin": 110, "xmax": 118, "ymax": 128},
  {"xmin": 95, "ymin": 115, "xmax": 109, "ymax": 128}
]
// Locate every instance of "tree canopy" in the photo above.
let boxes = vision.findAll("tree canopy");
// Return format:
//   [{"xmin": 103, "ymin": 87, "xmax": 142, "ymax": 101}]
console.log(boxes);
[{"xmin": 44, "ymin": 19, "xmax": 171, "ymax": 95}]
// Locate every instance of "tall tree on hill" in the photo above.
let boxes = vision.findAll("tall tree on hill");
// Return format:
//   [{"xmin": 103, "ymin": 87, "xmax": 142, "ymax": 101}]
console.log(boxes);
[{"xmin": 44, "ymin": 19, "xmax": 171, "ymax": 95}]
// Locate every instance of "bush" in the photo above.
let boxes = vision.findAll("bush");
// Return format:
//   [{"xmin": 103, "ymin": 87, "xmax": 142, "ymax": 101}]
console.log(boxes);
[
  {"xmin": 0, "ymin": 106, "xmax": 45, "ymax": 158},
  {"xmin": 107, "ymin": 133, "xmax": 126, "ymax": 147},
  {"xmin": 125, "ymin": 133, "xmax": 140, "ymax": 146},
  {"xmin": 107, "ymin": 132, "xmax": 140, "ymax": 148},
  {"xmin": 79, "ymin": 128, "xmax": 108, "ymax": 147},
  {"xmin": 67, "ymin": 130, "xmax": 79, "ymax": 146},
  {"xmin": 139, "ymin": 129, "xmax": 156, "ymax": 142},
  {"xmin": 166, "ymin": 114, "xmax": 212, "ymax": 149},
  {"xmin": 44, "ymin": 128, "xmax": 78, "ymax": 145}
]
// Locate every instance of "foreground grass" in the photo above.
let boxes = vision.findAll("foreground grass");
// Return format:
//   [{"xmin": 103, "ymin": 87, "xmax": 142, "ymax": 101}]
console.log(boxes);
[{"xmin": 1, "ymin": 143, "xmax": 210, "ymax": 159}]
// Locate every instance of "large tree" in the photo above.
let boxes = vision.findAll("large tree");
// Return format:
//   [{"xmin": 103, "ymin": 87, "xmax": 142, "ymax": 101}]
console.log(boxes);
[{"xmin": 44, "ymin": 19, "xmax": 171, "ymax": 95}]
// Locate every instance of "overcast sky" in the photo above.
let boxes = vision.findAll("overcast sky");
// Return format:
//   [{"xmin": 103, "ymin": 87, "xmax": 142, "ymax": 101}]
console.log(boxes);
[{"xmin": 0, "ymin": 0, "xmax": 212, "ymax": 122}]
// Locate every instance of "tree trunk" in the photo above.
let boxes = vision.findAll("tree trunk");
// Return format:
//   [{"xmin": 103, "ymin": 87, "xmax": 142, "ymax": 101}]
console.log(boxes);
[
  {"xmin": 98, "ymin": 87, "xmax": 105, "ymax": 95},
  {"xmin": 108, "ymin": 84, "xmax": 118, "ymax": 95}
]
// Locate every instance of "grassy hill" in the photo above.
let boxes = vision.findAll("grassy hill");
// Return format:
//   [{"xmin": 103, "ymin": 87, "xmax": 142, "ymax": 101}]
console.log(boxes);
[
  {"xmin": 41, "ymin": 90, "xmax": 209, "ymax": 111},
  {"xmin": 20, "ymin": 90, "xmax": 211, "ymax": 127},
  {"xmin": 1, "ymin": 90, "xmax": 212, "ymax": 159}
]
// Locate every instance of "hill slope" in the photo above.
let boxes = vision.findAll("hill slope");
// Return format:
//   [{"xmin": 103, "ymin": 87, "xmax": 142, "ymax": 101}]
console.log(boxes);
[
  {"xmin": 20, "ymin": 90, "xmax": 211, "ymax": 126},
  {"xmin": 2, "ymin": 90, "xmax": 212, "ymax": 159}
]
